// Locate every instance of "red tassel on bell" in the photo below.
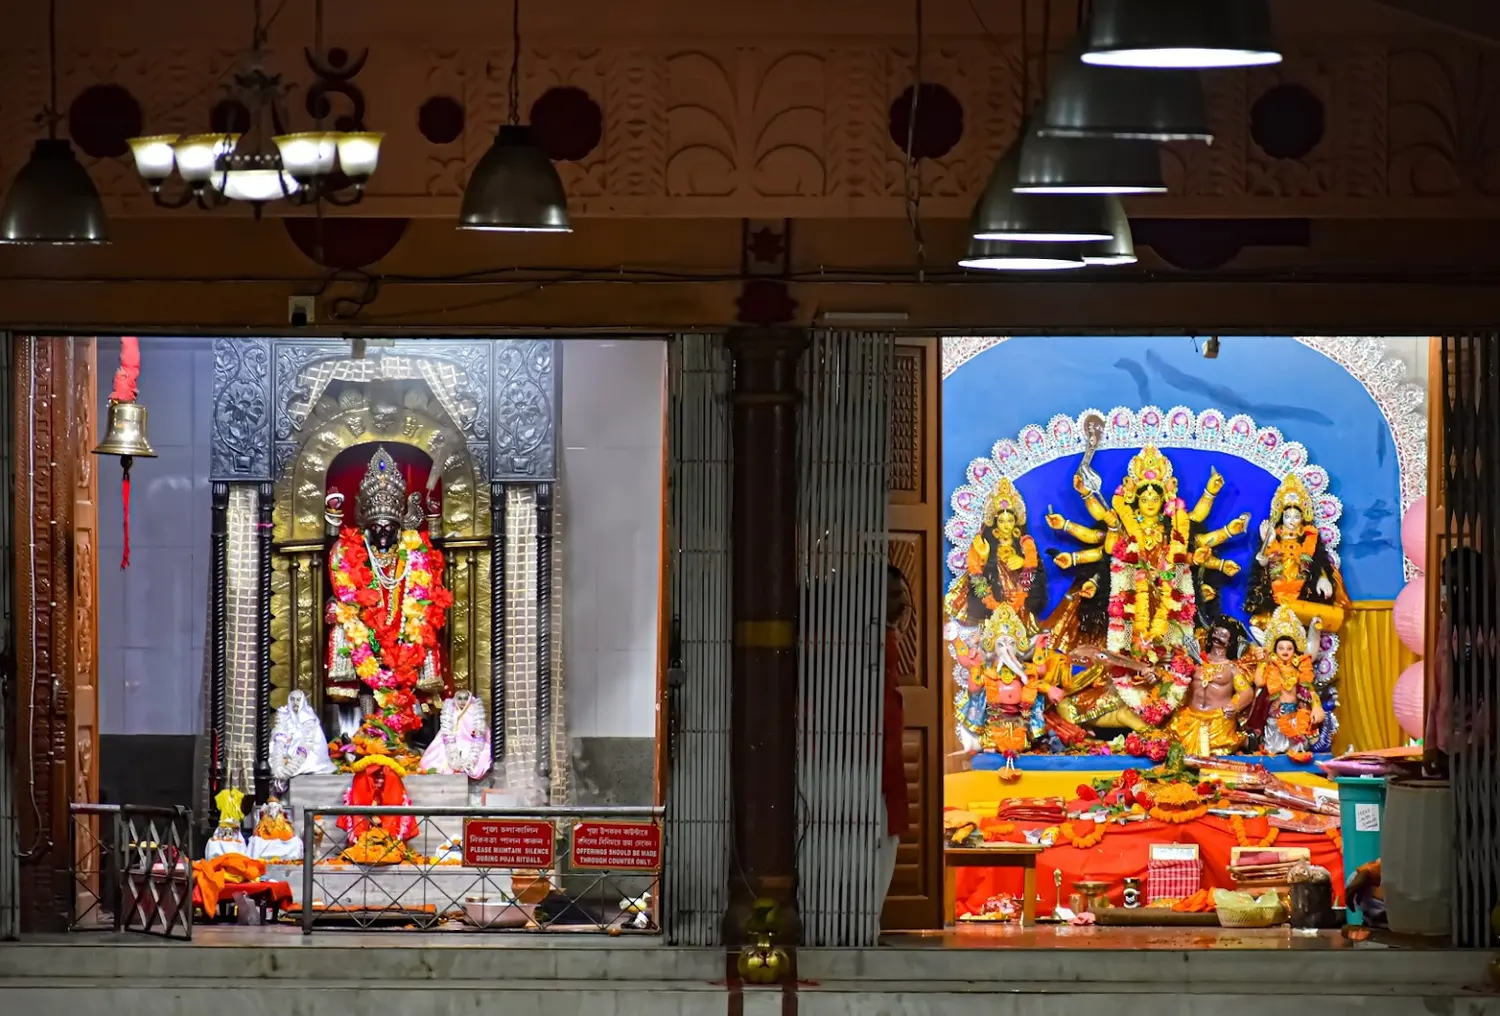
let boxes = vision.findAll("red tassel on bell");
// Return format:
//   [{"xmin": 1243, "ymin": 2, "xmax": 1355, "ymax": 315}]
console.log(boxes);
[
  {"xmin": 93, "ymin": 336, "xmax": 157, "ymax": 570},
  {"xmin": 121, "ymin": 470, "xmax": 132, "ymax": 570}
]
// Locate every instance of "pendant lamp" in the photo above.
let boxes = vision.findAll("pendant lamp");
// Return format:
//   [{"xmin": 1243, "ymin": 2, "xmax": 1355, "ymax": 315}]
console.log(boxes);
[
  {"xmin": 1081, "ymin": 200, "xmax": 1138, "ymax": 265},
  {"xmin": 458, "ymin": 0, "xmax": 571, "ymax": 233},
  {"xmin": 959, "ymin": 238, "xmax": 1087, "ymax": 272},
  {"xmin": 1038, "ymin": 53, "xmax": 1212, "ymax": 143},
  {"xmin": 1015, "ymin": 134, "xmax": 1166, "ymax": 195},
  {"xmin": 1082, "ymin": 0, "xmax": 1281, "ymax": 70},
  {"xmin": 0, "ymin": 0, "xmax": 108, "ymax": 244},
  {"xmin": 970, "ymin": 120, "xmax": 1116, "ymax": 242}
]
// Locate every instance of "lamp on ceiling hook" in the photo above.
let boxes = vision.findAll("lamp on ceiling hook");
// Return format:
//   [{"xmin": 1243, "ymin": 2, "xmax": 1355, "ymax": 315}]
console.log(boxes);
[{"xmin": 1203, "ymin": 336, "xmax": 1221, "ymax": 359}]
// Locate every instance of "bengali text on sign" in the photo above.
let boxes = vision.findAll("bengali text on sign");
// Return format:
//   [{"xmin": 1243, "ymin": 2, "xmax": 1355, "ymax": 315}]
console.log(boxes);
[
  {"xmin": 463, "ymin": 818, "xmax": 556, "ymax": 868},
  {"xmin": 571, "ymin": 821, "xmax": 662, "ymax": 871}
]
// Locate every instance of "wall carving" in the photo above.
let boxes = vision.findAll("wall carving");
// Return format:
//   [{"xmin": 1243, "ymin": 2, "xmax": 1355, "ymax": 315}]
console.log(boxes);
[{"xmin": 1, "ymin": 34, "xmax": 1496, "ymax": 217}]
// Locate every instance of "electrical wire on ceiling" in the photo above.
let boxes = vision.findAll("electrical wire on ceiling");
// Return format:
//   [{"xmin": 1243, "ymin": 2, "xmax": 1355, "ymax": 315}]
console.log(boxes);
[{"xmin": 903, "ymin": 0, "xmax": 926, "ymax": 279}]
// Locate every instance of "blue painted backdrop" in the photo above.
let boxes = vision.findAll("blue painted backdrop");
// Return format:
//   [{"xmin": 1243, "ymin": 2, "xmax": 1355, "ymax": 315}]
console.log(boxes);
[{"xmin": 942, "ymin": 337, "xmax": 1406, "ymax": 614}]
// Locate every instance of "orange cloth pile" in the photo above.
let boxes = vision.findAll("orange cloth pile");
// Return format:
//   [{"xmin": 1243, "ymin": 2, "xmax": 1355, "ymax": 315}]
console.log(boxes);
[
  {"xmin": 956, "ymin": 814, "xmax": 1344, "ymax": 918},
  {"xmin": 191, "ymin": 854, "xmax": 267, "ymax": 913}
]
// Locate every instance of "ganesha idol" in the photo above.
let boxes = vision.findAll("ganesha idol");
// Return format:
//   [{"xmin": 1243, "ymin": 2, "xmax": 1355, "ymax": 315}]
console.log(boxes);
[{"xmin": 951, "ymin": 605, "xmax": 1064, "ymax": 772}]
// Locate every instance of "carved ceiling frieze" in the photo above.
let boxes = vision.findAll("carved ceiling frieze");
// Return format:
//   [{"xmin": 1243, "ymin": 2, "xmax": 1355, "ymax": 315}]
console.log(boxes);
[{"xmin": 2, "ymin": 35, "xmax": 1498, "ymax": 217}]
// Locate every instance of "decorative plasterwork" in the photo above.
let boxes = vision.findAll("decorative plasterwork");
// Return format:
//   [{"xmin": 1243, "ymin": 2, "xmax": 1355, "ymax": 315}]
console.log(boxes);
[
  {"xmin": 941, "ymin": 335, "xmax": 1428, "ymax": 576},
  {"xmin": 5, "ymin": 35, "xmax": 1500, "ymax": 217},
  {"xmin": 210, "ymin": 338, "xmax": 559, "ymax": 484}
]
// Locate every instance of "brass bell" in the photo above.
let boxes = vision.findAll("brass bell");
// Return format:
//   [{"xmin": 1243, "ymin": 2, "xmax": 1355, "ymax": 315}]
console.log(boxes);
[{"xmin": 93, "ymin": 400, "xmax": 157, "ymax": 461}]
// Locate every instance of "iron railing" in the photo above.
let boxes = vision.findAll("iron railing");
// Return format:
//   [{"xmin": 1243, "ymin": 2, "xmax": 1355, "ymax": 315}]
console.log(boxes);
[
  {"xmin": 299, "ymin": 805, "xmax": 662, "ymax": 934},
  {"xmin": 68, "ymin": 803, "xmax": 194, "ymax": 939}
]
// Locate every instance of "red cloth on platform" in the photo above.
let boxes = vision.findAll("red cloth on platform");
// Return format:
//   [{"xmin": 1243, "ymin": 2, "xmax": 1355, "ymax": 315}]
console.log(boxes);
[
  {"xmin": 882, "ymin": 630, "xmax": 910, "ymax": 838},
  {"xmin": 954, "ymin": 814, "xmax": 1343, "ymax": 918}
]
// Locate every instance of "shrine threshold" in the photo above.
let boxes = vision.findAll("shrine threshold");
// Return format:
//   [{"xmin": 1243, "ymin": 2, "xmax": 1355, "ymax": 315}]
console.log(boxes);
[
  {"xmin": 927, "ymin": 335, "xmax": 1432, "ymax": 941},
  {"xmin": 86, "ymin": 337, "xmax": 668, "ymax": 936}
]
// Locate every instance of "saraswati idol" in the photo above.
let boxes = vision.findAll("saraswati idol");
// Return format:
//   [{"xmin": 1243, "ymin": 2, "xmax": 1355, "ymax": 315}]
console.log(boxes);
[{"xmin": 324, "ymin": 446, "xmax": 455, "ymax": 742}]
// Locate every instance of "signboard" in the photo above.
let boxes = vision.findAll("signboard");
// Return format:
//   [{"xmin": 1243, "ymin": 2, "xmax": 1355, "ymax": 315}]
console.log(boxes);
[
  {"xmin": 463, "ymin": 818, "xmax": 556, "ymax": 868},
  {"xmin": 571, "ymin": 821, "xmax": 662, "ymax": 871}
]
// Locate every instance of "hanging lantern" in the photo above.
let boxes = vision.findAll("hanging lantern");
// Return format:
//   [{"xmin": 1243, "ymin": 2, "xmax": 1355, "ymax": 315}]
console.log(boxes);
[{"xmin": 92, "ymin": 336, "xmax": 157, "ymax": 569}]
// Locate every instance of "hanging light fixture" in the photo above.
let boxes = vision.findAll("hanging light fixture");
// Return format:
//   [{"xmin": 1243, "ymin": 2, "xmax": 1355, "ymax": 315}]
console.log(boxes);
[
  {"xmin": 459, "ymin": 0, "xmax": 571, "ymax": 232},
  {"xmin": 1082, "ymin": 0, "xmax": 1281, "ymax": 70},
  {"xmin": 125, "ymin": 0, "xmax": 383, "ymax": 213},
  {"xmin": 1080, "ymin": 199, "xmax": 1137, "ymax": 265},
  {"xmin": 960, "ymin": 237, "xmax": 1087, "ymax": 272},
  {"xmin": 971, "ymin": 124, "xmax": 1118, "ymax": 241},
  {"xmin": 0, "ymin": 0, "xmax": 108, "ymax": 245},
  {"xmin": 1015, "ymin": 134, "xmax": 1166, "ymax": 194},
  {"xmin": 1037, "ymin": 52, "xmax": 1212, "ymax": 142}
]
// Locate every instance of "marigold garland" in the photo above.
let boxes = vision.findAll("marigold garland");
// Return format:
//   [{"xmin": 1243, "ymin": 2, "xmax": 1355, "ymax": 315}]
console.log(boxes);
[
  {"xmin": 1149, "ymin": 803, "xmax": 1208, "ymax": 824},
  {"xmin": 1063, "ymin": 820, "xmax": 1106, "ymax": 849},
  {"xmin": 1327, "ymin": 828, "xmax": 1343, "ymax": 852},
  {"xmin": 1230, "ymin": 814, "xmax": 1280, "ymax": 848}
]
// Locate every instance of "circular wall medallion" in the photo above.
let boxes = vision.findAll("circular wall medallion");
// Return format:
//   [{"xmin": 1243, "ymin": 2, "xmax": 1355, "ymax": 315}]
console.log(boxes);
[
  {"xmin": 282, "ymin": 218, "xmax": 410, "ymax": 270},
  {"xmin": 417, "ymin": 96, "xmax": 465, "ymax": 145},
  {"xmin": 67, "ymin": 84, "xmax": 143, "ymax": 159},
  {"xmin": 1250, "ymin": 84, "xmax": 1325, "ymax": 160},
  {"xmin": 888, "ymin": 84, "xmax": 964, "ymax": 160},
  {"xmin": 529, "ymin": 87, "xmax": 603, "ymax": 162}
]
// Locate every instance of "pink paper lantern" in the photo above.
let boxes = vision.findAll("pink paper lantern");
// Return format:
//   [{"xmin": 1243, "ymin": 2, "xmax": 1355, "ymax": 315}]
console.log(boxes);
[
  {"xmin": 1392, "ymin": 661, "xmax": 1425, "ymax": 740},
  {"xmin": 1393, "ymin": 578, "xmax": 1426, "ymax": 655},
  {"xmin": 1401, "ymin": 495, "xmax": 1428, "ymax": 573}
]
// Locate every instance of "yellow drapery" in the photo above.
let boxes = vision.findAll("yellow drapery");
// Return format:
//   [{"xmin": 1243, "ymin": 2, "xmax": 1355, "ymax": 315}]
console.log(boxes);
[{"xmin": 1332, "ymin": 599, "xmax": 1418, "ymax": 753}]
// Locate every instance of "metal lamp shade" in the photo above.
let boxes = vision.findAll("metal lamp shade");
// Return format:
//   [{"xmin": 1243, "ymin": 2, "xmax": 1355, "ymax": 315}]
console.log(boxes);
[
  {"xmin": 1016, "ymin": 134, "xmax": 1166, "ymax": 195},
  {"xmin": 959, "ymin": 237, "xmax": 1087, "ymax": 272},
  {"xmin": 970, "ymin": 127, "xmax": 1116, "ymax": 242},
  {"xmin": 0, "ymin": 139, "xmax": 109, "ymax": 245},
  {"xmin": 1038, "ymin": 54, "xmax": 1212, "ymax": 142},
  {"xmin": 1081, "ymin": 200, "xmax": 1137, "ymax": 265},
  {"xmin": 458, "ymin": 125, "xmax": 573, "ymax": 233},
  {"xmin": 1082, "ymin": 0, "xmax": 1281, "ymax": 70}
]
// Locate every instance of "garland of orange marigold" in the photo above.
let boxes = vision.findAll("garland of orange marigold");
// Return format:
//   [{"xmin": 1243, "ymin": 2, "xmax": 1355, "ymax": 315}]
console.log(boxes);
[
  {"xmin": 1230, "ymin": 814, "xmax": 1280, "ymax": 848},
  {"xmin": 1063, "ymin": 819, "xmax": 1106, "ymax": 849},
  {"xmin": 1327, "ymin": 827, "xmax": 1343, "ymax": 852}
]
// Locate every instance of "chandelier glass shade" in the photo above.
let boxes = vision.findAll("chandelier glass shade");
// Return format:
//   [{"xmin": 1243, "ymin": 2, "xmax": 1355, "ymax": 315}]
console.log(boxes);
[
  {"xmin": 960, "ymin": 237, "xmax": 1088, "ymax": 271},
  {"xmin": 970, "ymin": 123, "xmax": 1117, "ymax": 241},
  {"xmin": 1082, "ymin": 0, "xmax": 1281, "ymax": 70},
  {"xmin": 458, "ymin": 125, "xmax": 573, "ymax": 233},
  {"xmin": 0, "ymin": 139, "xmax": 109, "ymax": 245},
  {"xmin": 1038, "ymin": 55, "xmax": 1212, "ymax": 143},
  {"xmin": 1015, "ymin": 133, "xmax": 1166, "ymax": 195}
]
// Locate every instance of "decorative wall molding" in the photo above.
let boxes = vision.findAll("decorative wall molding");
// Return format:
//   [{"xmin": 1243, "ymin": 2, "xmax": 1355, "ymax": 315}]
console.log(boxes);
[{"xmin": 6, "ymin": 35, "xmax": 1500, "ymax": 218}]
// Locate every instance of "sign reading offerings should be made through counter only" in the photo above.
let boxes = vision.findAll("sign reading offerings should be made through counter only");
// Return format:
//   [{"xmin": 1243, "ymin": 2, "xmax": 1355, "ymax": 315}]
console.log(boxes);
[{"xmin": 570, "ymin": 821, "xmax": 663, "ymax": 871}]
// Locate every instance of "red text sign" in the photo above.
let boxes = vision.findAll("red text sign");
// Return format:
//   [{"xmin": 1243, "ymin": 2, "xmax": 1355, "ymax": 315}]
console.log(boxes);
[
  {"xmin": 571, "ymin": 821, "xmax": 662, "ymax": 871},
  {"xmin": 463, "ymin": 819, "xmax": 555, "ymax": 868}
]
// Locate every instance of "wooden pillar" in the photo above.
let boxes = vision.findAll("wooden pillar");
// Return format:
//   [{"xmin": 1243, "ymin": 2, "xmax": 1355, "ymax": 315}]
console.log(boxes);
[
  {"xmin": 11, "ymin": 335, "xmax": 96, "ymax": 932},
  {"xmin": 724, "ymin": 326, "xmax": 806, "ymax": 942}
]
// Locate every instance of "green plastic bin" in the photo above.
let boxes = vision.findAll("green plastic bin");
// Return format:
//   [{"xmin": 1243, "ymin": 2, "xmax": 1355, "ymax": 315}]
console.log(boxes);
[{"xmin": 1334, "ymin": 775, "xmax": 1387, "ymax": 926}]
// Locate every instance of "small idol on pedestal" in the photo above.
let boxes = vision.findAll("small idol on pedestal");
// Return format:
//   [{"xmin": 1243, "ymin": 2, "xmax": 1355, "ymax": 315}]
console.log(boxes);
[
  {"xmin": 248, "ymin": 797, "xmax": 304, "ymax": 862},
  {"xmin": 267, "ymin": 690, "xmax": 336, "ymax": 790},
  {"xmin": 205, "ymin": 788, "xmax": 248, "ymax": 860},
  {"xmin": 419, "ymin": 690, "xmax": 493, "ymax": 779}
]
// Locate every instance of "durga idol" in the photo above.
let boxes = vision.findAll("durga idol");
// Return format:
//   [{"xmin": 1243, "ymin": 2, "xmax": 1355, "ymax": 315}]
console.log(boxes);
[{"xmin": 325, "ymin": 446, "xmax": 454, "ymax": 741}]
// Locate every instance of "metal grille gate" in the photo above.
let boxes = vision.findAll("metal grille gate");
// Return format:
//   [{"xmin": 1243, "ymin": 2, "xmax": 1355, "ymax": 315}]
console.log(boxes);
[
  {"xmin": 1439, "ymin": 332, "xmax": 1500, "ymax": 948},
  {"xmin": 662, "ymin": 334, "xmax": 734, "ymax": 945},
  {"xmin": 795, "ymin": 329, "xmax": 895, "ymax": 947}
]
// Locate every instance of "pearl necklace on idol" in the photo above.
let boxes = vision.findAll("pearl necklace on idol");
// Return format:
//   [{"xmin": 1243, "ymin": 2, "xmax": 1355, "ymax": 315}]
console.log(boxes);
[{"xmin": 365, "ymin": 533, "xmax": 407, "ymax": 590}]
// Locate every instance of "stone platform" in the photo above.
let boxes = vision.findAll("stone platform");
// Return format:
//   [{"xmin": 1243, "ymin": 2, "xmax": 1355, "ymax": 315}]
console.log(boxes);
[
  {"xmin": 285, "ymin": 773, "xmax": 470, "ymax": 860},
  {"xmin": 3, "ymin": 928, "xmax": 1498, "ymax": 1016}
]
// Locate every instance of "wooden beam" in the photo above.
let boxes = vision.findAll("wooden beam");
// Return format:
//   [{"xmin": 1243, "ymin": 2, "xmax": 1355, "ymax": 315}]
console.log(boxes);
[{"xmin": 1367, "ymin": 0, "xmax": 1500, "ymax": 45}]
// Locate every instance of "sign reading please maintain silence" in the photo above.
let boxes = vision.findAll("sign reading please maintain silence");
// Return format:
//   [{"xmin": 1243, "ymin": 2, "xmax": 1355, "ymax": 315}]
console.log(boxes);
[
  {"xmin": 463, "ymin": 819, "xmax": 556, "ymax": 868},
  {"xmin": 571, "ymin": 821, "xmax": 662, "ymax": 871}
]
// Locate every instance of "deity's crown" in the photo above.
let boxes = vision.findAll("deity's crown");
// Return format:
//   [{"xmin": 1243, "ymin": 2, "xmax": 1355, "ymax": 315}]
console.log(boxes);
[
  {"xmin": 356, "ymin": 446, "xmax": 410, "ymax": 526},
  {"xmin": 979, "ymin": 603, "xmax": 1028, "ymax": 653},
  {"xmin": 1262, "ymin": 604, "xmax": 1307, "ymax": 654},
  {"xmin": 1124, "ymin": 444, "xmax": 1178, "ymax": 500},
  {"xmin": 984, "ymin": 475, "xmax": 1027, "ymax": 526},
  {"xmin": 1271, "ymin": 471, "xmax": 1313, "ymax": 524}
]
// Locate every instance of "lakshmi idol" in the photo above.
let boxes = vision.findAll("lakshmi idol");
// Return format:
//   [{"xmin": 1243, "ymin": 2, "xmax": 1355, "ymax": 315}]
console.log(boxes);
[
  {"xmin": 944, "ymin": 475, "xmax": 1047, "ymax": 628},
  {"xmin": 1045, "ymin": 446, "xmax": 1250, "ymax": 733},
  {"xmin": 323, "ymin": 445, "xmax": 455, "ymax": 744}
]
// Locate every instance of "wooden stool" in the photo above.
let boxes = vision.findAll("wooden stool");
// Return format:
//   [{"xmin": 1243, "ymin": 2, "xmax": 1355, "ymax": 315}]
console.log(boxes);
[{"xmin": 944, "ymin": 844, "xmax": 1045, "ymax": 926}]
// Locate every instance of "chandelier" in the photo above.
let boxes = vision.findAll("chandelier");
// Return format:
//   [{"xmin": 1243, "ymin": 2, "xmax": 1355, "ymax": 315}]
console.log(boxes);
[{"xmin": 125, "ymin": 1, "xmax": 382, "ymax": 213}]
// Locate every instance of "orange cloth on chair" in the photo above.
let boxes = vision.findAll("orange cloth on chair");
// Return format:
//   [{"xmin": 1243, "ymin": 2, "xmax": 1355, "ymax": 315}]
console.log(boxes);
[
  {"xmin": 953, "ymin": 815, "xmax": 1343, "ymax": 918},
  {"xmin": 191, "ymin": 854, "xmax": 267, "ymax": 913}
]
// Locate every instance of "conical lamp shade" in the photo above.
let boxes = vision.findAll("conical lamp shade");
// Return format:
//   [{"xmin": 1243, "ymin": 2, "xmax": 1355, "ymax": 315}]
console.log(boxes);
[
  {"xmin": 0, "ymin": 139, "xmax": 108, "ymax": 245},
  {"xmin": 959, "ymin": 237, "xmax": 1087, "ymax": 272},
  {"xmin": 970, "ymin": 122, "xmax": 1116, "ymax": 242},
  {"xmin": 458, "ymin": 125, "xmax": 572, "ymax": 233},
  {"xmin": 1038, "ymin": 52, "xmax": 1212, "ymax": 142},
  {"xmin": 1082, "ymin": 0, "xmax": 1281, "ymax": 70},
  {"xmin": 1016, "ymin": 134, "xmax": 1166, "ymax": 194},
  {"xmin": 1081, "ymin": 200, "xmax": 1137, "ymax": 265}
]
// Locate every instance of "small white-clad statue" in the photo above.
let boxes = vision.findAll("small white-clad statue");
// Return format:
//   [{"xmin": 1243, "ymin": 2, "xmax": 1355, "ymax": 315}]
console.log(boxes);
[
  {"xmin": 419, "ymin": 690, "xmax": 493, "ymax": 779},
  {"xmin": 248, "ymin": 798, "xmax": 305, "ymax": 863},
  {"xmin": 268, "ymin": 690, "xmax": 337, "ymax": 783}
]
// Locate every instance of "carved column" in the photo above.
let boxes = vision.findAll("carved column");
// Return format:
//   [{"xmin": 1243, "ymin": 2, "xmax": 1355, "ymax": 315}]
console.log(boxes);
[
  {"xmin": 724, "ymin": 326, "xmax": 806, "ymax": 942},
  {"xmin": 255, "ymin": 481, "xmax": 273, "ymax": 801},
  {"xmin": 71, "ymin": 339, "xmax": 100, "ymax": 920},
  {"xmin": 11, "ymin": 336, "xmax": 93, "ymax": 932},
  {"xmin": 490, "ymin": 483, "xmax": 507, "ymax": 761},
  {"xmin": 535, "ymin": 482, "xmax": 554, "ymax": 786},
  {"xmin": 209, "ymin": 481, "xmax": 230, "ymax": 796}
]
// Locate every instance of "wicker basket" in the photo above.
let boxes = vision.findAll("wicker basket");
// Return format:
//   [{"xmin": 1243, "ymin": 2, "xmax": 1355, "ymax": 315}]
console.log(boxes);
[{"xmin": 1213, "ymin": 889, "xmax": 1285, "ymax": 928}]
